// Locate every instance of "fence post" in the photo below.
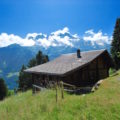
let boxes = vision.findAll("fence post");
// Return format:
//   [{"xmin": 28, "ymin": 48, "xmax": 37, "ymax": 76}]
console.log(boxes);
[
  {"xmin": 32, "ymin": 85, "xmax": 34, "ymax": 95},
  {"xmin": 56, "ymin": 83, "xmax": 58, "ymax": 103},
  {"xmin": 32, "ymin": 85, "xmax": 35, "ymax": 95},
  {"xmin": 61, "ymin": 81, "xmax": 64, "ymax": 99}
]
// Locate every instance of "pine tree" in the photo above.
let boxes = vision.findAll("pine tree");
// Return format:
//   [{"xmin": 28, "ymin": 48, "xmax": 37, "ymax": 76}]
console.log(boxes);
[
  {"xmin": 18, "ymin": 51, "xmax": 49, "ymax": 90},
  {"xmin": 36, "ymin": 51, "xmax": 49, "ymax": 64},
  {"xmin": 42, "ymin": 55, "xmax": 49, "ymax": 63},
  {"xmin": 111, "ymin": 18, "xmax": 120, "ymax": 70},
  {"xmin": 18, "ymin": 65, "xmax": 32, "ymax": 90},
  {"xmin": 36, "ymin": 51, "xmax": 43, "ymax": 65},
  {"xmin": 0, "ymin": 78, "xmax": 8, "ymax": 100},
  {"xmin": 18, "ymin": 65, "xmax": 26, "ymax": 89},
  {"xmin": 28, "ymin": 58, "xmax": 37, "ymax": 68}
]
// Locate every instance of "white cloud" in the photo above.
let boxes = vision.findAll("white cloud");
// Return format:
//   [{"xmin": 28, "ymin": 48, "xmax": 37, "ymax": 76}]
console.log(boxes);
[
  {"xmin": 83, "ymin": 29, "xmax": 112, "ymax": 46},
  {"xmin": 48, "ymin": 27, "xmax": 79, "ymax": 47},
  {"xmin": 85, "ymin": 29, "xmax": 94, "ymax": 35},
  {"xmin": 26, "ymin": 33, "xmax": 47, "ymax": 39},
  {"xmin": 51, "ymin": 27, "xmax": 69, "ymax": 35},
  {"xmin": 0, "ymin": 27, "xmax": 79, "ymax": 48},
  {"xmin": 0, "ymin": 27, "xmax": 112, "ymax": 48},
  {"xmin": 26, "ymin": 33, "xmax": 39, "ymax": 39},
  {"xmin": 37, "ymin": 38, "xmax": 51, "ymax": 48},
  {"xmin": 0, "ymin": 33, "xmax": 35, "ymax": 47},
  {"xmin": 48, "ymin": 33, "xmax": 74, "ymax": 47}
]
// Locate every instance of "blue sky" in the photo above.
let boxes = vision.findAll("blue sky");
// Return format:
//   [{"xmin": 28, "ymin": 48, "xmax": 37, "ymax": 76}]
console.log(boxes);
[{"xmin": 0, "ymin": 0, "xmax": 120, "ymax": 37}]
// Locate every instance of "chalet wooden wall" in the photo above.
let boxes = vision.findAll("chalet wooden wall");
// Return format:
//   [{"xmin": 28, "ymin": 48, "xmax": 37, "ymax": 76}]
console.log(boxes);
[
  {"xmin": 62, "ymin": 54, "xmax": 109, "ymax": 87},
  {"xmin": 32, "ymin": 53, "xmax": 110, "ymax": 87}
]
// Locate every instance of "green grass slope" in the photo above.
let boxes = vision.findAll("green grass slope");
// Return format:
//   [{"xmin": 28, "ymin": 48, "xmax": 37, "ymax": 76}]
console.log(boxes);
[{"xmin": 0, "ymin": 71, "xmax": 120, "ymax": 120}]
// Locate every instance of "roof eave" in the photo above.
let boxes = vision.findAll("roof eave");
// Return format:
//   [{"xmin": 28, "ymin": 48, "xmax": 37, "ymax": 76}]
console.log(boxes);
[{"xmin": 24, "ymin": 70, "xmax": 64, "ymax": 76}]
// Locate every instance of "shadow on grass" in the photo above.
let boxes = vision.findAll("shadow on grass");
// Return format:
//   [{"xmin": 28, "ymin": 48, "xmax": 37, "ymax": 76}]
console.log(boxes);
[{"xmin": 65, "ymin": 88, "xmax": 93, "ymax": 95}]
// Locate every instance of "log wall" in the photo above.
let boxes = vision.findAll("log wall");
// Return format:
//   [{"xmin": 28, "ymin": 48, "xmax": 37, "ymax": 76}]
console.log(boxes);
[
  {"xmin": 32, "ymin": 53, "xmax": 110, "ymax": 87},
  {"xmin": 62, "ymin": 54, "xmax": 109, "ymax": 87}
]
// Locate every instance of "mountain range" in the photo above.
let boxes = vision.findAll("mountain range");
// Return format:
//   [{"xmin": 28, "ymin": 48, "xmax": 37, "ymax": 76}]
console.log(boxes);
[{"xmin": 0, "ymin": 28, "xmax": 112, "ymax": 89}]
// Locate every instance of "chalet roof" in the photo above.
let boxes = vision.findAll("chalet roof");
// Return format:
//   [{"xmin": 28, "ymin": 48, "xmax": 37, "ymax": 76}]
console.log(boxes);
[{"xmin": 24, "ymin": 49, "xmax": 113, "ymax": 76}]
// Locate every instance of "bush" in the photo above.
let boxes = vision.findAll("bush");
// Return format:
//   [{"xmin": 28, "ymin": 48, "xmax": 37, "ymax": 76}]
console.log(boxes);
[
  {"xmin": 0, "ymin": 78, "xmax": 8, "ymax": 100},
  {"xmin": 7, "ymin": 90, "xmax": 14, "ymax": 97},
  {"xmin": 109, "ymin": 68, "xmax": 117, "ymax": 76}
]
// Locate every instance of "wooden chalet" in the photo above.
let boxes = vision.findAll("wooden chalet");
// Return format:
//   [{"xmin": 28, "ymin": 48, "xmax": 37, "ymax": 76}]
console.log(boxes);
[{"xmin": 25, "ymin": 49, "xmax": 114, "ymax": 88}]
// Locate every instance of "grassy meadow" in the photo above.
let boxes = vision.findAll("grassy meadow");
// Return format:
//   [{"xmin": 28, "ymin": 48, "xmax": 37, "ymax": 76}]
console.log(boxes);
[{"xmin": 0, "ymin": 71, "xmax": 120, "ymax": 120}]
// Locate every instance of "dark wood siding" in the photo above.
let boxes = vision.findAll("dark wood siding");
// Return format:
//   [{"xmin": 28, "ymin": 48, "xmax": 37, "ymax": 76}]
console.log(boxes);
[
  {"xmin": 62, "ymin": 54, "xmax": 109, "ymax": 87},
  {"xmin": 32, "ymin": 53, "xmax": 110, "ymax": 87}
]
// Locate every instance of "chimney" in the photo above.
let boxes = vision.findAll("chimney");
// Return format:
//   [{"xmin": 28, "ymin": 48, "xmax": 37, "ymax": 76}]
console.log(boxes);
[{"xmin": 77, "ymin": 49, "xmax": 81, "ymax": 58}]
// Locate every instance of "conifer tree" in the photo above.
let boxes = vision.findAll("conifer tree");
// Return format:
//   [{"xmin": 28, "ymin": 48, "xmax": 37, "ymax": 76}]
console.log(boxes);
[
  {"xmin": 111, "ymin": 18, "xmax": 120, "ymax": 69},
  {"xmin": 18, "ymin": 65, "xmax": 32, "ymax": 90},
  {"xmin": 18, "ymin": 51, "xmax": 49, "ymax": 90},
  {"xmin": 0, "ymin": 78, "xmax": 8, "ymax": 100},
  {"xmin": 36, "ymin": 51, "xmax": 43, "ymax": 65},
  {"xmin": 28, "ymin": 58, "xmax": 37, "ymax": 68},
  {"xmin": 42, "ymin": 55, "xmax": 49, "ymax": 63}
]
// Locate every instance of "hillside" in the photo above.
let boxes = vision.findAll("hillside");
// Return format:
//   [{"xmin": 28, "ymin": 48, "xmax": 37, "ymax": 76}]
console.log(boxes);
[{"xmin": 0, "ymin": 71, "xmax": 120, "ymax": 120}]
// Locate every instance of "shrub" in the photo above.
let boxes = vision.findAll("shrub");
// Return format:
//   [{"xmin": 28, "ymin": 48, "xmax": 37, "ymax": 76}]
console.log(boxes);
[
  {"xmin": 7, "ymin": 90, "xmax": 14, "ymax": 97},
  {"xmin": 0, "ymin": 78, "xmax": 8, "ymax": 100}
]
